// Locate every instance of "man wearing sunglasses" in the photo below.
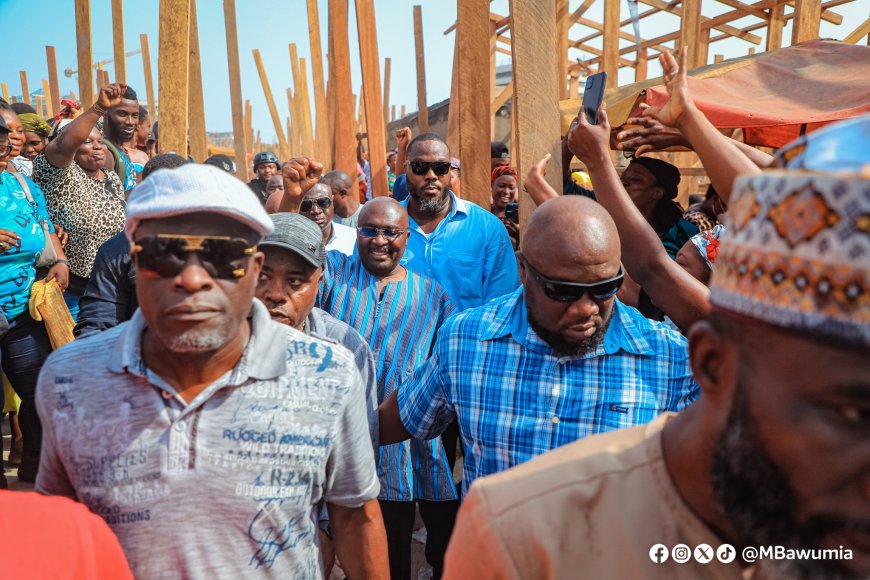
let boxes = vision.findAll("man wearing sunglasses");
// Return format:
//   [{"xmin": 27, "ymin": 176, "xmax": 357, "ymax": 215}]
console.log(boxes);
[
  {"xmin": 35, "ymin": 164, "xmax": 388, "ymax": 578},
  {"xmin": 380, "ymin": 195, "xmax": 698, "ymax": 497},
  {"xmin": 318, "ymin": 197, "xmax": 460, "ymax": 580},
  {"xmin": 298, "ymin": 181, "xmax": 357, "ymax": 256}
]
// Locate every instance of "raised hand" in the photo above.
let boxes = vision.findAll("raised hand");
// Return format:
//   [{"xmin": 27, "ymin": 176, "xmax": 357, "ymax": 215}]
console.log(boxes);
[
  {"xmin": 641, "ymin": 47, "xmax": 693, "ymax": 129},
  {"xmin": 396, "ymin": 128, "xmax": 412, "ymax": 152},
  {"xmin": 281, "ymin": 157, "xmax": 324, "ymax": 199},
  {"xmin": 95, "ymin": 83, "xmax": 128, "ymax": 112},
  {"xmin": 616, "ymin": 116, "xmax": 689, "ymax": 156},
  {"xmin": 567, "ymin": 102, "xmax": 612, "ymax": 167}
]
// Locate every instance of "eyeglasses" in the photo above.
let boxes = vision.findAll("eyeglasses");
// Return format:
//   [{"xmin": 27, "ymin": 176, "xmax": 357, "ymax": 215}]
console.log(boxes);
[
  {"xmin": 408, "ymin": 160, "xmax": 452, "ymax": 176},
  {"xmin": 0, "ymin": 143, "xmax": 12, "ymax": 158},
  {"xmin": 522, "ymin": 256, "xmax": 624, "ymax": 302},
  {"xmin": 357, "ymin": 226, "xmax": 406, "ymax": 241},
  {"xmin": 299, "ymin": 197, "xmax": 332, "ymax": 213},
  {"xmin": 131, "ymin": 234, "xmax": 256, "ymax": 279}
]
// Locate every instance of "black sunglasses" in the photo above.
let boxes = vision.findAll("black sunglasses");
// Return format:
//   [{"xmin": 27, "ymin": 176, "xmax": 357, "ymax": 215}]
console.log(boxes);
[
  {"xmin": 299, "ymin": 197, "xmax": 332, "ymax": 213},
  {"xmin": 408, "ymin": 160, "xmax": 452, "ymax": 176},
  {"xmin": 131, "ymin": 234, "xmax": 256, "ymax": 279},
  {"xmin": 522, "ymin": 256, "xmax": 624, "ymax": 302},
  {"xmin": 357, "ymin": 226, "xmax": 406, "ymax": 241}
]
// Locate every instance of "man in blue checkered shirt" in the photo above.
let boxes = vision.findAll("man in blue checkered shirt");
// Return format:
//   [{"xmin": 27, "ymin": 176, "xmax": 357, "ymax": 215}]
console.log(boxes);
[{"xmin": 380, "ymin": 195, "xmax": 699, "ymax": 495}]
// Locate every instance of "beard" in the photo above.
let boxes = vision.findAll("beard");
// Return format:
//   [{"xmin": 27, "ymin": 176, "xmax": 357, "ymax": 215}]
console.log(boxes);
[
  {"xmin": 409, "ymin": 186, "xmax": 450, "ymax": 216},
  {"xmin": 711, "ymin": 382, "xmax": 868, "ymax": 580},
  {"xmin": 162, "ymin": 323, "xmax": 237, "ymax": 353},
  {"xmin": 527, "ymin": 306, "xmax": 612, "ymax": 357}
]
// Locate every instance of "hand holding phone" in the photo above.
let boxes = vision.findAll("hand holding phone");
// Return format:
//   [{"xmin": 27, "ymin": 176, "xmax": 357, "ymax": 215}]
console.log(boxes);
[{"xmin": 581, "ymin": 72, "xmax": 607, "ymax": 125}]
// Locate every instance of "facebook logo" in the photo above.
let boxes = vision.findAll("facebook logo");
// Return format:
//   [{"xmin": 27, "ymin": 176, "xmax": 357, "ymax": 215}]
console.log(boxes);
[{"xmin": 649, "ymin": 544, "xmax": 670, "ymax": 564}]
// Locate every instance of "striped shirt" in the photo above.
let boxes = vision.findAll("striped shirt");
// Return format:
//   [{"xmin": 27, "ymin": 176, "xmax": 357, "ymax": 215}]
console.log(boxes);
[
  {"xmin": 398, "ymin": 287, "xmax": 700, "ymax": 495},
  {"xmin": 319, "ymin": 250, "xmax": 459, "ymax": 501}
]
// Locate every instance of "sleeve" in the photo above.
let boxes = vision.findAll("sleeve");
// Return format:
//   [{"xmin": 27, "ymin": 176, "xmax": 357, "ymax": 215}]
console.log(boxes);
[
  {"xmin": 323, "ymin": 351, "xmax": 380, "ymax": 508},
  {"xmin": 73, "ymin": 246, "xmax": 131, "ymax": 338},
  {"xmin": 318, "ymin": 250, "xmax": 348, "ymax": 309},
  {"xmin": 442, "ymin": 484, "xmax": 521, "ymax": 580},
  {"xmin": 397, "ymin": 325, "xmax": 456, "ymax": 440},
  {"xmin": 25, "ymin": 177, "xmax": 55, "ymax": 233},
  {"xmin": 34, "ymin": 359, "xmax": 78, "ymax": 499},
  {"xmin": 662, "ymin": 332, "xmax": 700, "ymax": 412},
  {"xmin": 481, "ymin": 217, "xmax": 520, "ymax": 305}
]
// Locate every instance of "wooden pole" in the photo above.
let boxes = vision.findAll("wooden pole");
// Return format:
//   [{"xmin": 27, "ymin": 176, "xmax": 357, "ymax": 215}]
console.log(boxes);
[
  {"xmin": 490, "ymin": 20, "xmax": 497, "ymax": 139},
  {"xmin": 355, "ymin": 0, "xmax": 388, "ymax": 196},
  {"xmin": 140, "ymin": 34, "xmax": 156, "ymax": 121},
  {"xmin": 307, "ymin": 0, "xmax": 331, "ymax": 167},
  {"xmin": 391, "ymin": 104, "xmax": 396, "ymax": 122},
  {"xmin": 413, "ymin": 5, "xmax": 429, "ymax": 131},
  {"xmin": 188, "ymin": 0, "xmax": 208, "ymax": 163},
  {"xmin": 111, "ymin": 0, "xmax": 126, "ymax": 83},
  {"xmin": 767, "ymin": 3, "xmax": 785, "ymax": 51},
  {"xmin": 680, "ymin": 0, "xmax": 703, "ymax": 68},
  {"xmin": 35, "ymin": 96, "xmax": 44, "ymax": 118},
  {"xmin": 791, "ymin": 0, "xmax": 821, "ymax": 44},
  {"xmin": 287, "ymin": 88, "xmax": 300, "ymax": 154},
  {"xmin": 602, "ymin": 0, "xmax": 619, "ymax": 88},
  {"xmin": 0, "ymin": 83, "xmax": 7, "ymax": 102},
  {"xmin": 224, "ymin": 0, "xmax": 248, "ymax": 179},
  {"xmin": 456, "ymin": 0, "xmax": 491, "ymax": 208},
  {"xmin": 19, "ymin": 71, "xmax": 30, "ymax": 105},
  {"xmin": 446, "ymin": 33, "xmax": 460, "ymax": 154},
  {"xmin": 714, "ymin": 54, "xmax": 724, "ymax": 63},
  {"xmin": 244, "ymin": 99, "xmax": 253, "ymax": 155},
  {"xmin": 158, "ymin": 0, "xmax": 190, "ymax": 156},
  {"xmin": 74, "ymin": 0, "xmax": 94, "ymax": 107},
  {"xmin": 401, "ymin": 104, "xmax": 406, "ymax": 118},
  {"xmin": 41, "ymin": 80, "xmax": 55, "ymax": 117},
  {"xmin": 288, "ymin": 44, "xmax": 306, "ymax": 155},
  {"xmin": 636, "ymin": 47, "xmax": 648, "ymax": 82},
  {"xmin": 329, "ymin": 0, "xmax": 357, "ymax": 193},
  {"xmin": 510, "ymin": 0, "xmax": 562, "ymax": 228},
  {"xmin": 252, "ymin": 49, "xmax": 289, "ymax": 157},
  {"xmin": 299, "ymin": 58, "xmax": 315, "ymax": 157},
  {"xmin": 556, "ymin": 0, "xmax": 570, "ymax": 99},
  {"xmin": 382, "ymin": 57, "xmax": 391, "ymax": 128},
  {"xmin": 46, "ymin": 46, "xmax": 61, "ymax": 115}
]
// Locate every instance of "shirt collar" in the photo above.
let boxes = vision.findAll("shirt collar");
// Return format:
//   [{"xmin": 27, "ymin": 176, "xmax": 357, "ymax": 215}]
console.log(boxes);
[
  {"xmin": 401, "ymin": 190, "xmax": 467, "ymax": 230},
  {"xmin": 480, "ymin": 288, "xmax": 649, "ymax": 358},
  {"xmin": 108, "ymin": 299, "xmax": 287, "ymax": 382}
]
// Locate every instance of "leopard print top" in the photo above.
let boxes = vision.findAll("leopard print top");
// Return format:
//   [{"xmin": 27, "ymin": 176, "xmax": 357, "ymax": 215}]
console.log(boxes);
[{"xmin": 32, "ymin": 153, "xmax": 126, "ymax": 279}]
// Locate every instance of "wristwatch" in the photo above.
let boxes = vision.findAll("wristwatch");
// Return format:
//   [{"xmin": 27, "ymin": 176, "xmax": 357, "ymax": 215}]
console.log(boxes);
[{"xmin": 52, "ymin": 259, "xmax": 71, "ymax": 267}]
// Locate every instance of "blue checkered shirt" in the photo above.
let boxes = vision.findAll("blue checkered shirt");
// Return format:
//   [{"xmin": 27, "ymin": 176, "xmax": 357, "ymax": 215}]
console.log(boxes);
[{"xmin": 398, "ymin": 287, "xmax": 699, "ymax": 495}]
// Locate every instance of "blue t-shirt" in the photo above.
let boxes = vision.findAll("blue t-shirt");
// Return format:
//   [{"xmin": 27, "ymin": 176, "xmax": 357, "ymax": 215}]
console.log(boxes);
[{"xmin": 0, "ymin": 171, "xmax": 55, "ymax": 319}]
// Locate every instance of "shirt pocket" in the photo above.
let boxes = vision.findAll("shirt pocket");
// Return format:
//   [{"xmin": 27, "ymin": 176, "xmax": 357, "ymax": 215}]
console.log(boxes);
[
  {"xmin": 448, "ymin": 254, "xmax": 481, "ymax": 306},
  {"xmin": 595, "ymin": 395, "xmax": 659, "ymax": 432}
]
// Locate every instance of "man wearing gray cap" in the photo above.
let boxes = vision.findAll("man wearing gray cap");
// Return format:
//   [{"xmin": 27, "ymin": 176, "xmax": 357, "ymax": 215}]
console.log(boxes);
[{"xmin": 34, "ymin": 164, "xmax": 389, "ymax": 579}]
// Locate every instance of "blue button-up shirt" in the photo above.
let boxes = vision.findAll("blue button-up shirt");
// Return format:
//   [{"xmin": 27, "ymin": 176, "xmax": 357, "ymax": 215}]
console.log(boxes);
[
  {"xmin": 398, "ymin": 287, "xmax": 699, "ymax": 494},
  {"xmin": 400, "ymin": 191, "xmax": 519, "ymax": 311}
]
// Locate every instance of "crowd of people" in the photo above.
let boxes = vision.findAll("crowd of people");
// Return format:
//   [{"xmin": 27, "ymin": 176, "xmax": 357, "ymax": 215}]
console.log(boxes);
[{"xmin": 0, "ymin": 44, "xmax": 868, "ymax": 580}]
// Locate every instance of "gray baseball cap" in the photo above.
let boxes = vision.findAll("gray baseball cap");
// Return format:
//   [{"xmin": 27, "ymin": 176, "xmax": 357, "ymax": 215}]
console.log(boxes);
[{"xmin": 260, "ymin": 212, "xmax": 326, "ymax": 268}]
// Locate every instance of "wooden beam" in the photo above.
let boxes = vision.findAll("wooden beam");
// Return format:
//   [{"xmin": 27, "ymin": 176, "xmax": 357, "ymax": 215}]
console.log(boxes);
[
  {"xmin": 788, "ymin": 0, "xmax": 842, "ymax": 25},
  {"xmin": 111, "ymin": 0, "xmax": 126, "ymax": 83},
  {"xmin": 602, "ymin": 0, "xmax": 619, "ymax": 87},
  {"xmin": 252, "ymin": 49, "xmax": 289, "ymax": 156},
  {"xmin": 223, "ymin": 0, "xmax": 247, "ymax": 179},
  {"xmin": 391, "ymin": 104, "xmax": 396, "ymax": 122},
  {"xmin": 792, "ymin": 0, "xmax": 822, "ymax": 43},
  {"xmin": 401, "ymin": 104, "xmax": 406, "ymax": 117},
  {"xmin": 413, "ymin": 5, "xmax": 429, "ymax": 131},
  {"xmin": 158, "ymin": 0, "xmax": 190, "ymax": 156},
  {"xmin": 557, "ymin": 0, "xmax": 570, "ymax": 99},
  {"xmin": 714, "ymin": 53, "xmax": 725, "ymax": 62},
  {"xmin": 140, "ymin": 34, "xmax": 156, "ymax": 121},
  {"xmin": 491, "ymin": 82, "xmax": 513, "ymax": 117},
  {"xmin": 457, "ymin": 0, "xmax": 491, "ymax": 208},
  {"xmin": 286, "ymin": 88, "xmax": 299, "ymax": 153},
  {"xmin": 244, "ymin": 99, "xmax": 253, "ymax": 155},
  {"xmin": 382, "ymin": 57, "xmax": 392, "ymax": 128},
  {"xmin": 357, "ymin": 84, "xmax": 366, "ymax": 133},
  {"xmin": 767, "ymin": 3, "xmax": 786, "ymax": 50},
  {"xmin": 299, "ymin": 57, "xmax": 316, "ymax": 157},
  {"xmin": 75, "ymin": 0, "xmax": 93, "ymax": 107},
  {"xmin": 307, "ymin": 0, "xmax": 331, "ymax": 168},
  {"xmin": 45, "ymin": 46, "xmax": 61, "ymax": 115},
  {"xmin": 636, "ymin": 47, "xmax": 648, "ymax": 82},
  {"xmin": 355, "ymin": 0, "xmax": 388, "ymax": 196},
  {"xmin": 188, "ymin": 0, "xmax": 208, "ymax": 163},
  {"xmin": 637, "ymin": 0, "xmax": 763, "ymax": 44},
  {"xmin": 510, "ymin": 0, "xmax": 562, "ymax": 229},
  {"xmin": 329, "ymin": 0, "xmax": 358, "ymax": 192},
  {"xmin": 843, "ymin": 17, "xmax": 870, "ymax": 43},
  {"xmin": 447, "ymin": 34, "xmax": 460, "ymax": 152},
  {"xmin": 41, "ymin": 80, "xmax": 54, "ymax": 117},
  {"xmin": 680, "ymin": 0, "xmax": 703, "ymax": 68},
  {"xmin": 570, "ymin": 0, "xmax": 598, "ymax": 24},
  {"xmin": 0, "ymin": 83, "xmax": 7, "ymax": 102},
  {"xmin": 288, "ymin": 43, "xmax": 303, "ymax": 153}
]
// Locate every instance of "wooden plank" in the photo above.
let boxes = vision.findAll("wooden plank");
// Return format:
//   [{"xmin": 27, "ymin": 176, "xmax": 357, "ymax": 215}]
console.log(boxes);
[
  {"xmin": 244, "ymin": 99, "xmax": 253, "ymax": 154},
  {"xmin": 329, "ymin": 0, "xmax": 358, "ymax": 193},
  {"xmin": 298, "ymin": 57, "xmax": 315, "ymax": 156},
  {"xmin": 767, "ymin": 3, "xmax": 786, "ymax": 50},
  {"xmin": 638, "ymin": 0, "xmax": 763, "ymax": 44},
  {"xmin": 602, "ymin": 0, "xmax": 619, "ymax": 87},
  {"xmin": 357, "ymin": 84, "xmax": 365, "ymax": 132},
  {"xmin": 46, "ymin": 46, "xmax": 61, "ymax": 115},
  {"xmin": 74, "ymin": 0, "xmax": 93, "ymax": 107},
  {"xmin": 446, "ymin": 33, "xmax": 460, "ymax": 154},
  {"xmin": 158, "ymin": 0, "xmax": 190, "ymax": 156},
  {"xmin": 287, "ymin": 87, "xmax": 300, "ymax": 154},
  {"xmin": 19, "ymin": 71, "xmax": 30, "ymax": 105},
  {"xmin": 307, "ymin": 0, "xmax": 331, "ymax": 167},
  {"xmin": 111, "ymin": 0, "xmax": 126, "ymax": 83},
  {"xmin": 490, "ymin": 82, "xmax": 513, "ymax": 117},
  {"xmin": 0, "ymin": 83, "xmax": 7, "ymax": 101},
  {"xmin": 188, "ymin": 0, "xmax": 208, "ymax": 163},
  {"xmin": 490, "ymin": 19, "xmax": 497, "ymax": 138},
  {"xmin": 714, "ymin": 53, "xmax": 725, "ymax": 63},
  {"xmin": 288, "ymin": 44, "xmax": 302, "ymax": 153},
  {"xmin": 556, "ymin": 0, "xmax": 569, "ymax": 99},
  {"xmin": 382, "ymin": 57, "xmax": 391, "ymax": 127},
  {"xmin": 568, "ymin": 73, "xmax": 579, "ymax": 97},
  {"xmin": 509, "ymin": 0, "xmax": 563, "ymax": 228},
  {"xmin": 391, "ymin": 104, "xmax": 396, "ymax": 121},
  {"xmin": 41, "ymin": 80, "xmax": 54, "ymax": 117},
  {"xmin": 355, "ymin": 0, "xmax": 389, "ymax": 196},
  {"xmin": 789, "ymin": 0, "xmax": 841, "ymax": 25},
  {"xmin": 223, "ymin": 0, "xmax": 248, "ymax": 179},
  {"xmin": 413, "ymin": 5, "xmax": 429, "ymax": 131},
  {"xmin": 252, "ymin": 48, "xmax": 289, "ymax": 156},
  {"xmin": 401, "ymin": 104, "xmax": 406, "ymax": 118},
  {"xmin": 636, "ymin": 47, "xmax": 648, "ymax": 82},
  {"xmin": 35, "ymin": 95, "xmax": 44, "ymax": 118},
  {"xmin": 680, "ymin": 0, "xmax": 703, "ymax": 68},
  {"xmin": 843, "ymin": 17, "xmax": 870, "ymax": 43},
  {"xmin": 457, "ymin": 0, "xmax": 491, "ymax": 208},
  {"xmin": 792, "ymin": 0, "xmax": 822, "ymax": 43},
  {"xmin": 140, "ymin": 34, "xmax": 156, "ymax": 121}
]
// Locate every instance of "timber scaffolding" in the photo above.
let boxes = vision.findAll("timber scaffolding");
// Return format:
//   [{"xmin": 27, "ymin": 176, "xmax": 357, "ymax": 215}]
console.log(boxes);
[{"xmin": 54, "ymin": 0, "xmax": 868, "ymax": 217}]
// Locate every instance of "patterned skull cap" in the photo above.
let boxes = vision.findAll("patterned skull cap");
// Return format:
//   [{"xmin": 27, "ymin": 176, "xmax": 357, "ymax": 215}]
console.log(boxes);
[{"xmin": 710, "ymin": 115, "xmax": 870, "ymax": 348}]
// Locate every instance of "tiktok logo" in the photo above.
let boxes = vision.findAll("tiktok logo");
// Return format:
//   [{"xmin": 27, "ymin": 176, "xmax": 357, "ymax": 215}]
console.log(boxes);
[{"xmin": 649, "ymin": 544, "xmax": 669, "ymax": 564}]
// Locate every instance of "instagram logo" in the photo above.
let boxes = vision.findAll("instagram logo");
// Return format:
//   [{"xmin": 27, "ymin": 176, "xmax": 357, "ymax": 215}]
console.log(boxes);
[
  {"xmin": 649, "ymin": 544, "xmax": 669, "ymax": 564},
  {"xmin": 672, "ymin": 544, "xmax": 691, "ymax": 563}
]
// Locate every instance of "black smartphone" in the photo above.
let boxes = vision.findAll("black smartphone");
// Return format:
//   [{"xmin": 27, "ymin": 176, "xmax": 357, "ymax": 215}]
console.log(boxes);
[
  {"xmin": 581, "ymin": 72, "xmax": 607, "ymax": 125},
  {"xmin": 505, "ymin": 202, "xmax": 519, "ymax": 224}
]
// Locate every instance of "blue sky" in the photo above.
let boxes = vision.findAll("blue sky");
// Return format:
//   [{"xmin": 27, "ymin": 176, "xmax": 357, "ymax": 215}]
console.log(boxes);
[{"xmin": 0, "ymin": 0, "xmax": 864, "ymax": 142}]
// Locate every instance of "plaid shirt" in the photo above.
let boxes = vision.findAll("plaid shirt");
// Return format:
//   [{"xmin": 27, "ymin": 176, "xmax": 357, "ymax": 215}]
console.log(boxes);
[{"xmin": 398, "ymin": 287, "xmax": 699, "ymax": 495}]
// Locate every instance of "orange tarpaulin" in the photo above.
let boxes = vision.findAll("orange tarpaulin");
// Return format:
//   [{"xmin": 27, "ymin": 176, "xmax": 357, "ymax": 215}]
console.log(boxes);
[{"xmin": 559, "ymin": 40, "xmax": 870, "ymax": 149}]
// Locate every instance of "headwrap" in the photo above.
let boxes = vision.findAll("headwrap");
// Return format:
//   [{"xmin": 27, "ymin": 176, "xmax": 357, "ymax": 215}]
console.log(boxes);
[
  {"xmin": 18, "ymin": 113, "xmax": 51, "ymax": 138},
  {"xmin": 53, "ymin": 99, "xmax": 81, "ymax": 122},
  {"xmin": 491, "ymin": 165, "xmax": 517, "ymax": 184},
  {"xmin": 629, "ymin": 157, "xmax": 681, "ymax": 199},
  {"xmin": 690, "ymin": 224, "xmax": 726, "ymax": 271},
  {"xmin": 710, "ymin": 114, "xmax": 870, "ymax": 348}
]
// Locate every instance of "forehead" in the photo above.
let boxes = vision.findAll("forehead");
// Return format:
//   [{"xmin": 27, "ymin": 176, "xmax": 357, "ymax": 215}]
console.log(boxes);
[
  {"xmin": 621, "ymin": 163, "xmax": 655, "ymax": 182},
  {"xmin": 359, "ymin": 204, "xmax": 407, "ymax": 227},
  {"xmin": 134, "ymin": 213, "xmax": 255, "ymax": 239},
  {"xmin": 493, "ymin": 174, "xmax": 517, "ymax": 185},
  {"xmin": 262, "ymin": 246, "xmax": 319, "ymax": 273},
  {"xmin": 302, "ymin": 184, "xmax": 331, "ymax": 199},
  {"xmin": 408, "ymin": 140, "xmax": 449, "ymax": 160},
  {"xmin": 0, "ymin": 110, "xmax": 20, "ymax": 127},
  {"xmin": 113, "ymin": 100, "xmax": 140, "ymax": 113},
  {"xmin": 267, "ymin": 176, "xmax": 283, "ymax": 186}
]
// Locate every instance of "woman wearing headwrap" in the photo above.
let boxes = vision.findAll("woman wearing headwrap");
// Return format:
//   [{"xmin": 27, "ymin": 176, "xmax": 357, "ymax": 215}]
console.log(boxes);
[
  {"xmin": 10, "ymin": 113, "xmax": 52, "ymax": 177},
  {"xmin": 490, "ymin": 165, "xmax": 518, "ymax": 219},
  {"xmin": 674, "ymin": 224, "xmax": 726, "ymax": 286}
]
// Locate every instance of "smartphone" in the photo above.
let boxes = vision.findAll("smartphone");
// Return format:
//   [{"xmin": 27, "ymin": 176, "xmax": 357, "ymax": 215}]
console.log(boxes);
[
  {"xmin": 505, "ymin": 202, "xmax": 519, "ymax": 224},
  {"xmin": 581, "ymin": 72, "xmax": 607, "ymax": 125}
]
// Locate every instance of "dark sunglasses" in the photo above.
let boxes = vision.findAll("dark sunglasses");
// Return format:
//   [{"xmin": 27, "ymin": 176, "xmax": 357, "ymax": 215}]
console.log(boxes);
[
  {"xmin": 131, "ymin": 234, "xmax": 256, "ymax": 279},
  {"xmin": 522, "ymin": 256, "xmax": 624, "ymax": 302},
  {"xmin": 299, "ymin": 197, "xmax": 332, "ymax": 213},
  {"xmin": 357, "ymin": 226, "xmax": 406, "ymax": 241},
  {"xmin": 408, "ymin": 160, "xmax": 452, "ymax": 176}
]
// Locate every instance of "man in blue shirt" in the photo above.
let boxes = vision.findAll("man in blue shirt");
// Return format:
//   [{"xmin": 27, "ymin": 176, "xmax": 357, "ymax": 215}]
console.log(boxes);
[{"xmin": 380, "ymin": 195, "xmax": 699, "ymax": 494}]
